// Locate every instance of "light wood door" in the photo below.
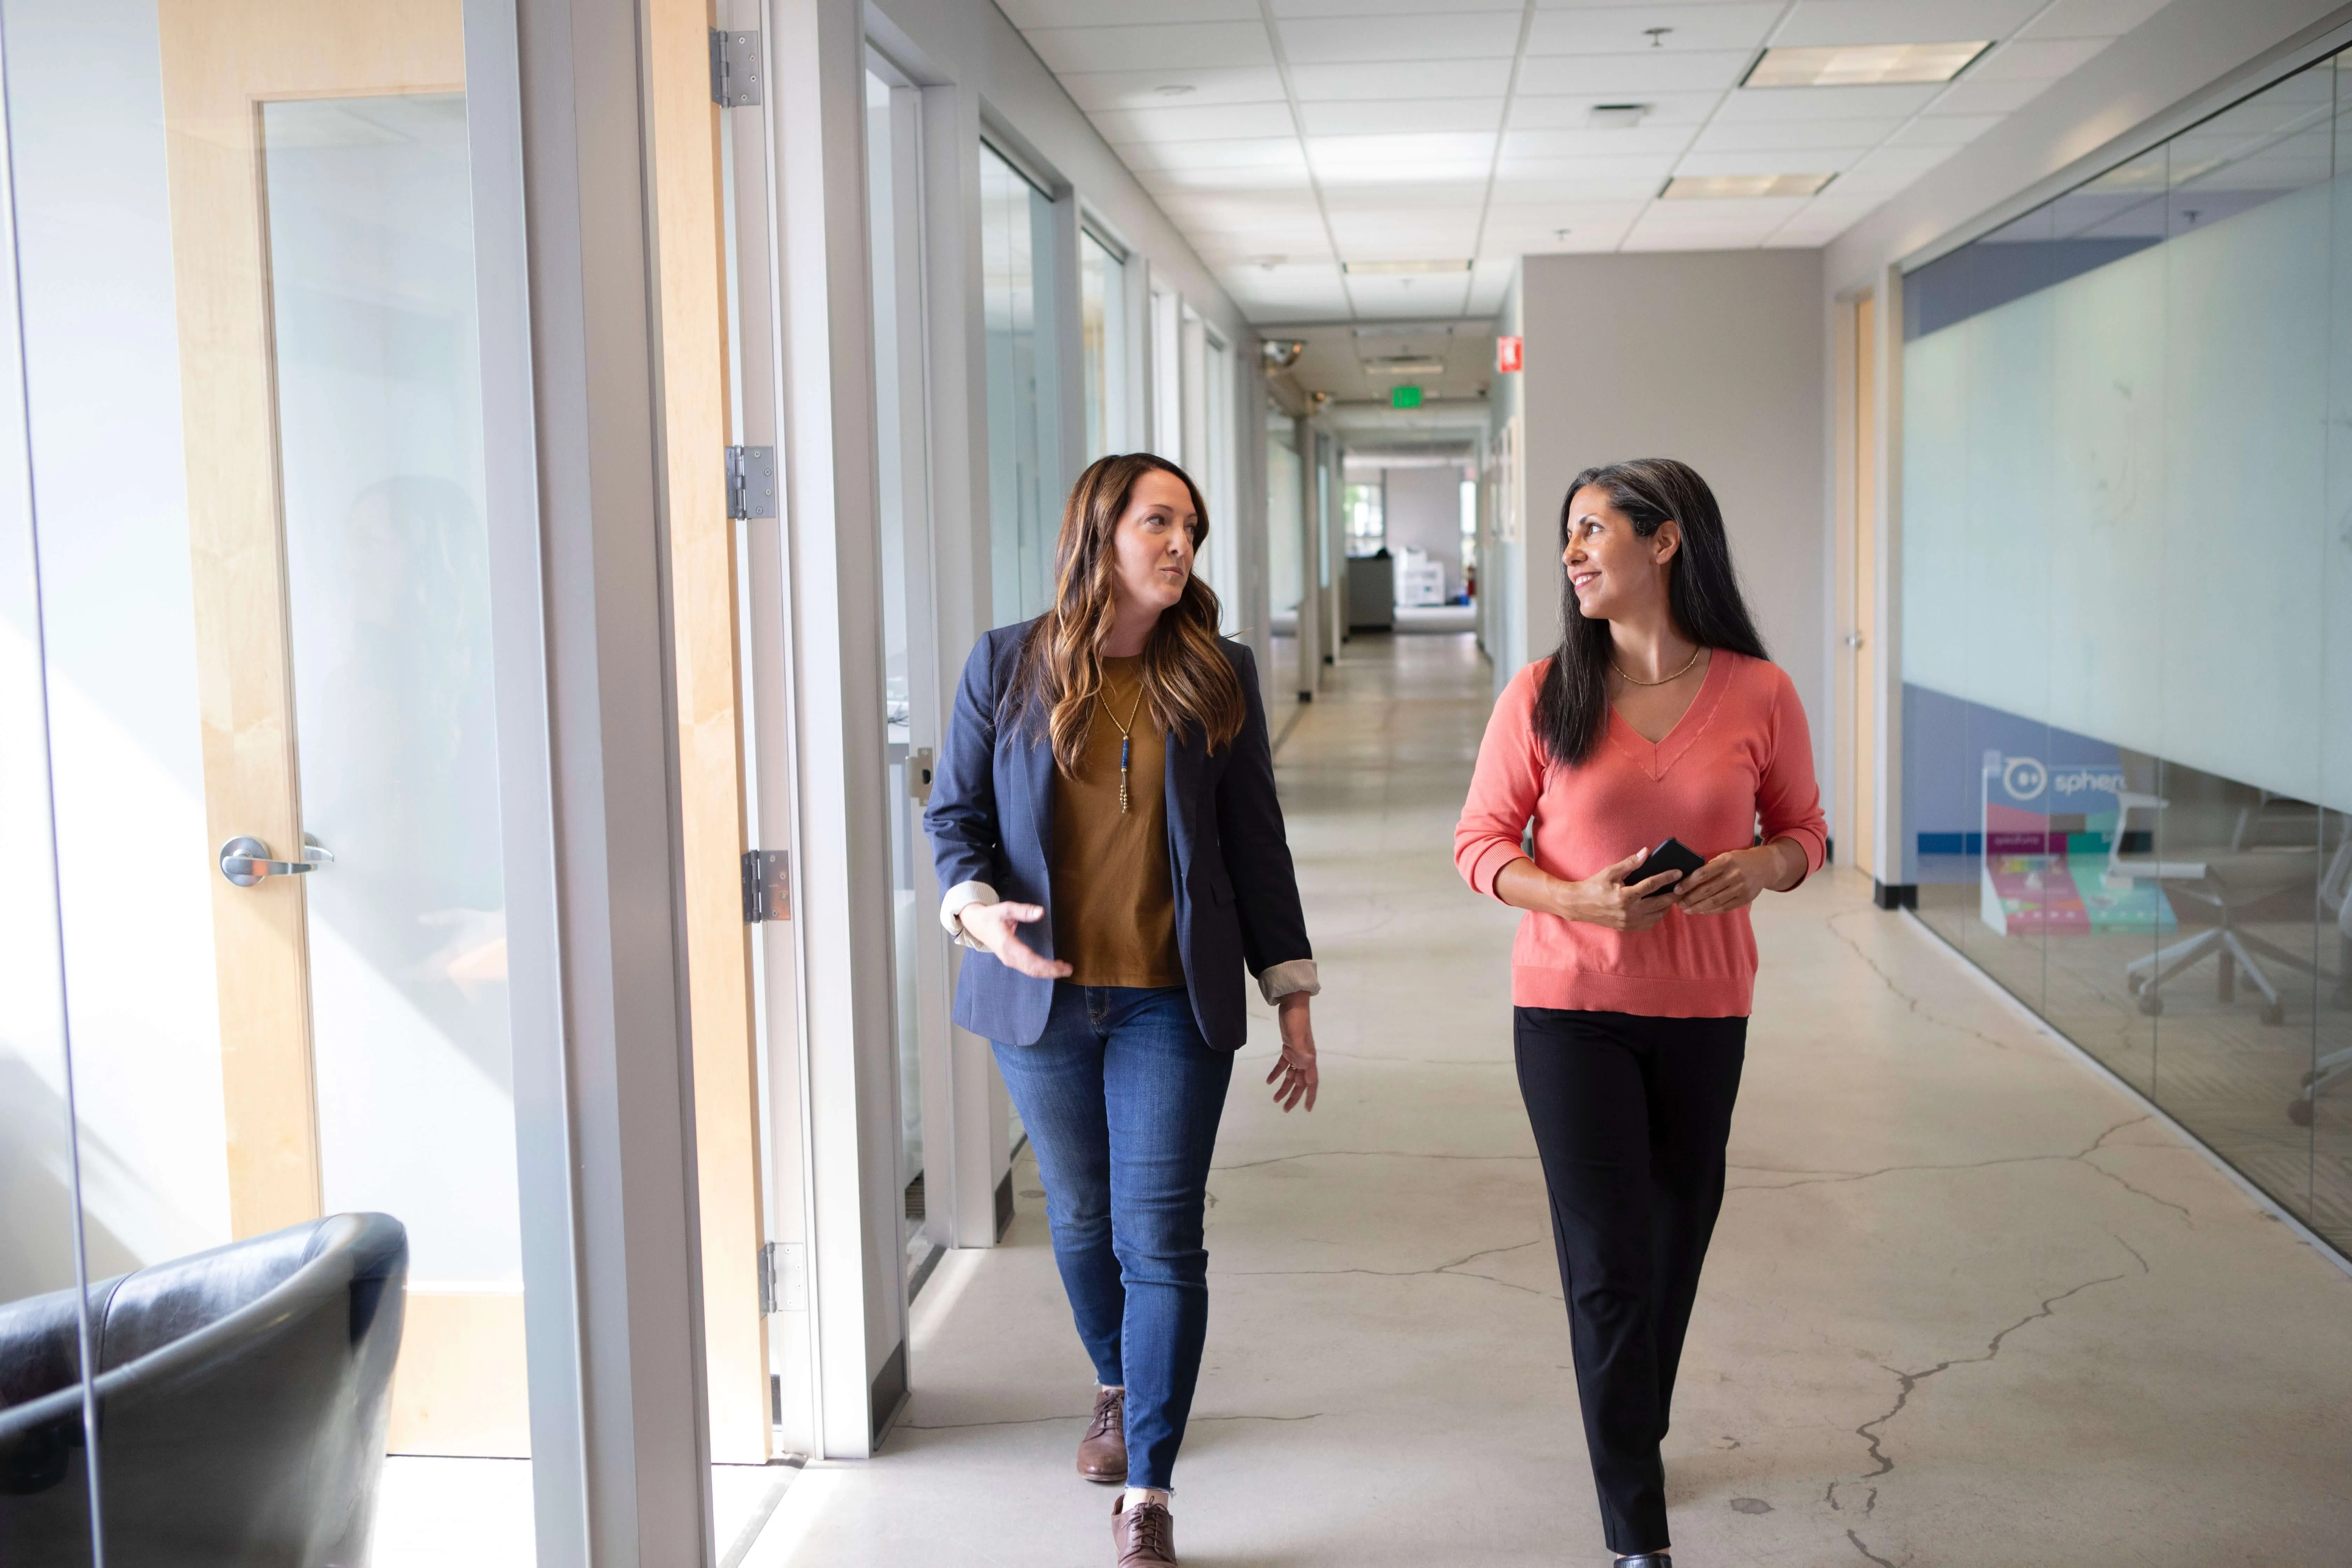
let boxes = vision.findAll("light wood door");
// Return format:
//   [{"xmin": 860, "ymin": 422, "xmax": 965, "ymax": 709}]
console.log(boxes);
[{"xmin": 162, "ymin": 0, "xmax": 770, "ymax": 1464}]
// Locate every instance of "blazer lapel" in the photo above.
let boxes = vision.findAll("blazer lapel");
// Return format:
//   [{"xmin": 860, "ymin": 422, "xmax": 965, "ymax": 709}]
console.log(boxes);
[{"xmin": 1163, "ymin": 724, "xmax": 1203, "ymax": 877}]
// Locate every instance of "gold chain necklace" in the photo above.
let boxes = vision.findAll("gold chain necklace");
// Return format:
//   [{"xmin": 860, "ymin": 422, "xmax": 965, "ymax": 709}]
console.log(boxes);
[
  {"xmin": 1096, "ymin": 678, "xmax": 1148, "ymax": 814},
  {"xmin": 1610, "ymin": 644, "xmax": 1703, "ymax": 688}
]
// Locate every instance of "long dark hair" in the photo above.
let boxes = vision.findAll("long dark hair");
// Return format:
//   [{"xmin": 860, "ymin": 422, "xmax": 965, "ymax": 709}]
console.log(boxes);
[
  {"xmin": 1531, "ymin": 457, "xmax": 1769, "ymax": 767},
  {"xmin": 1010, "ymin": 452, "xmax": 1246, "ymax": 774}
]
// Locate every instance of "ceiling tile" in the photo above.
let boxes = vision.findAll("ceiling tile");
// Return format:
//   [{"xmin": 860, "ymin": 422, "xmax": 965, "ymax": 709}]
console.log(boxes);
[
  {"xmin": 1713, "ymin": 83, "xmax": 1940, "ymax": 120},
  {"xmin": 1774, "ymin": 0, "xmax": 2045, "ymax": 48},
  {"xmin": 1502, "ymin": 125, "xmax": 1702, "ymax": 157},
  {"xmin": 1491, "ymin": 173, "xmax": 1675, "ymax": 203},
  {"xmin": 1508, "ymin": 91, "xmax": 1725, "ymax": 129},
  {"xmin": 1517, "ymin": 50, "xmax": 1754, "ymax": 93},
  {"xmin": 1136, "ymin": 161, "xmax": 1314, "ymax": 194},
  {"xmin": 1301, "ymin": 99, "xmax": 1504, "ymax": 135},
  {"xmin": 1272, "ymin": 0, "xmax": 1533, "ymax": 13},
  {"xmin": 1525, "ymin": 4, "xmax": 1783, "ymax": 55},
  {"xmin": 1000, "ymin": 0, "xmax": 1258, "ymax": 24},
  {"xmin": 1929, "ymin": 74, "xmax": 2056, "ymax": 114},
  {"xmin": 1116, "ymin": 136, "xmax": 1309, "ymax": 173},
  {"xmin": 1496, "ymin": 149, "xmax": 1682, "ymax": 181},
  {"xmin": 1024, "ymin": 22, "xmax": 1273, "ymax": 75},
  {"xmin": 1834, "ymin": 142, "xmax": 1960, "ymax": 186},
  {"xmin": 1347, "ymin": 278, "xmax": 1481, "ymax": 320},
  {"xmin": 1968, "ymin": 35, "xmax": 2112, "ymax": 80},
  {"xmin": 2018, "ymin": 0, "xmax": 2172, "ymax": 39},
  {"xmin": 1276, "ymin": 13, "xmax": 1525, "ymax": 63},
  {"xmin": 1092, "ymin": 101, "xmax": 1301, "ymax": 142},
  {"xmin": 1689, "ymin": 117, "xmax": 1900, "ymax": 150},
  {"xmin": 1307, "ymin": 132, "xmax": 1500, "ymax": 174},
  {"xmin": 1055, "ymin": 67, "xmax": 1289, "ymax": 112},
  {"xmin": 1886, "ymin": 112, "xmax": 2001, "ymax": 146},
  {"xmin": 1650, "ymin": 192, "xmax": 1833, "ymax": 221},
  {"xmin": 1289, "ymin": 59, "xmax": 1517, "ymax": 98},
  {"xmin": 1318, "ymin": 182, "xmax": 1493, "ymax": 211}
]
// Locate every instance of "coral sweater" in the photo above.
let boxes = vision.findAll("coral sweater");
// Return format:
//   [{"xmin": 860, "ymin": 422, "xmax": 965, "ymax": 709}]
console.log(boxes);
[{"xmin": 1455, "ymin": 651, "xmax": 1827, "ymax": 1018}]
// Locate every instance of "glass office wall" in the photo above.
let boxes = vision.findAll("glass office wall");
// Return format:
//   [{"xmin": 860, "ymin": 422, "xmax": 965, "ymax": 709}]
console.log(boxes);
[
  {"xmin": 980, "ymin": 143, "xmax": 1060, "ymax": 627},
  {"xmin": 1268, "ymin": 414, "xmax": 1304, "ymax": 634},
  {"xmin": 0, "ymin": 0, "xmax": 540, "ymax": 1556},
  {"xmin": 867, "ymin": 68, "xmax": 941, "ymax": 1291},
  {"xmin": 1079, "ymin": 230, "xmax": 1125, "ymax": 463},
  {"xmin": 1902, "ymin": 52, "xmax": 2352, "ymax": 1258},
  {"xmin": 1201, "ymin": 332, "xmax": 1237, "ymax": 631}
]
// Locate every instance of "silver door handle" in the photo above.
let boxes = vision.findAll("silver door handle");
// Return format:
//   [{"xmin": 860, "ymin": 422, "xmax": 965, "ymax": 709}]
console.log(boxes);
[{"xmin": 219, "ymin": 835, "xmax": 334, "ymax": 887}]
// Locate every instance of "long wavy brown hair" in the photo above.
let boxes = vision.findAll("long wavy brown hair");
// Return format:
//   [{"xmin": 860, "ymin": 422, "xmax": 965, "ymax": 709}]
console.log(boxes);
[{"xmin": 1010, "ymin": 452, "xmax": 1246, "ymax": 775}]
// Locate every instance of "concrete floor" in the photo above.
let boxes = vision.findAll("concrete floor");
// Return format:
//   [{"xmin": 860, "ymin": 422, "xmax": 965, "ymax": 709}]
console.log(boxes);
[{"xmin": 749, "ymin": 631, "xmax": 2352, "ymax": 1568}]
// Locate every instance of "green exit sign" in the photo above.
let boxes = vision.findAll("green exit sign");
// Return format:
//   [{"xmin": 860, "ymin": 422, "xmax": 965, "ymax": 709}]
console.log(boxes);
[{"xmin": 1391, "ymin": 384, "xmax": 1423, "ymax": 409}]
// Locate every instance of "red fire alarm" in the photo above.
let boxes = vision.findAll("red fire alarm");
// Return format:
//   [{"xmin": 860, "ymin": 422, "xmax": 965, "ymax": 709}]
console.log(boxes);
[{"xmin": 1496, "ymin": 335, "xmax": 1523, "ymax": 373}]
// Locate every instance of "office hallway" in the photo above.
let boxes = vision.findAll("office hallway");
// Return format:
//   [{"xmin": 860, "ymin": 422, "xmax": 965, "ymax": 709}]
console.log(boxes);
[{"xmin": 750, "ymin": 633, "xmax": 2352, "ymax": 1568}]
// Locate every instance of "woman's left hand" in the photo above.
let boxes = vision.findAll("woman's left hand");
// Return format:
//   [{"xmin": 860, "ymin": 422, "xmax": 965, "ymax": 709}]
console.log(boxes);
[
  {"xmin": 1267, "ymin": 993, "xmax": 1318, "ymax": 1112},
  {"xmin": 1676, "ymin": 841, "xmax": 1804, "ymax": 915}
]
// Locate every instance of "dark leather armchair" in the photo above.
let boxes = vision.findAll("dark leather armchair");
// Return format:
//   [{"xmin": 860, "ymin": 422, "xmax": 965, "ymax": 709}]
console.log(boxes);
[{"xmin": 0, "ymin": 1213, "xmax": 407, "ymax": 1567}]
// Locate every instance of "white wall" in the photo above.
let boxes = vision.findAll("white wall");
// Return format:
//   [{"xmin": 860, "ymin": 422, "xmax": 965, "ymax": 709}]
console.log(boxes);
[
  {"xmin": 1499, "ymin": 252, "xmax": 1828, "ymax": 783},
  {"xmin": 0, "ymin": 0, "xmax": 230, "ymax": 1299},
  {"xmin": 1380, "ymin": 464, "xmax": 1466, "ymax": 597}
]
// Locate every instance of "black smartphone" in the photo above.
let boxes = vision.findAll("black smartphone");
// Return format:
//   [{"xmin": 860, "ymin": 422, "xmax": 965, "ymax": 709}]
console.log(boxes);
[{"xmin": 1624, "ymin": 836, "xmax": 1707, "ymax": 896}]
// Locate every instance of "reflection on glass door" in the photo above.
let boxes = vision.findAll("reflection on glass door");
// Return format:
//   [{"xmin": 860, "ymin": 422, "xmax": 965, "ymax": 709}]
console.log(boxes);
[
  {"xmin": 980, "ymin": 142, "xmax": 1059, "ymax": 626},
  {"xmin": 868, "ymin": 64, "xmax": 944, "ymax": 1289},
  {"xmin": 263, "ymin": 90, "xmax": 525, "ymax": 1454}
]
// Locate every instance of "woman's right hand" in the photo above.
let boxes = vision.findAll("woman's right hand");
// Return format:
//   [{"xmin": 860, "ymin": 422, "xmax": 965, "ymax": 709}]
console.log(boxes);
[
  {"xmin": 956, "ymin": 901, "xmax": 1074, "ymax": 980},
  {"xmin": 1548, "ymin": 848, "xmax": 1683, "ymax": 932}
]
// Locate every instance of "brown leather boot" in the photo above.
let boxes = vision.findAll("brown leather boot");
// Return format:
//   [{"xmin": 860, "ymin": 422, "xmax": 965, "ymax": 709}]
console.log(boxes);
[
  {"xmin": 1112, "ymin": 1494, "xmax": 1176, "ymax": 1566},
  {"xmin": 1076, "ymin": 1387, "xmax": 1125, "ymax": 1483}
]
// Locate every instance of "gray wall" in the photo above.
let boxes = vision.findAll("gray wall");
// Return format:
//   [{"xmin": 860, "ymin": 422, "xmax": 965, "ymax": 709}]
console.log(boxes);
[
  {"xmin": 1380, "ymin": 464, "xmax": 1465, "ymax": 598},
  {"xmin": 1507, "ymin": 250, "xmax": 1827, "ymax": 783}
]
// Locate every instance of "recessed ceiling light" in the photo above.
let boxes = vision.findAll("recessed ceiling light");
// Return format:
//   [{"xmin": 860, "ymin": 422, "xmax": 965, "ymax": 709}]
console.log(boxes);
[
  {"xmin": 1743, "ymin": 41, "xmax": 1989, "ymax": 88},
  {"xmin": 1154, "ymin": 83, "xmax": 1195, "ymax": 97},
  {"xmin": 1661, "ymin": 173, "xmax": 1834, "ymax": 199},
  {"xmin": 1363, "ymin": 356, "xmax": 1447, "ymax": 376},
  {"xmin": 1342, "ymin": 259, "xmax": 1471, "ymax": 275},
  {"xmin": 1588, "ymin": 102, "xmax": 1652, "ymax": 129}
]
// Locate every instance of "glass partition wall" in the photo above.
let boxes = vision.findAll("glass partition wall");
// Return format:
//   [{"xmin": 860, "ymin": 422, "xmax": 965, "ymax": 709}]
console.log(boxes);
[
  {"xmin": 1902, "ymin": 51, "xmax": 2352, "ymax": 1259},
  {"xmin": 1079, "ymin": 229, "xmax": 1125, "ymax": 463},
  {"xmin": 980, "ymin": 143, "xmax": 1061, "ymax": 626},
  {"xmin": 0, "ymin": 1, "xmax": 541, "ymax": 1558}
]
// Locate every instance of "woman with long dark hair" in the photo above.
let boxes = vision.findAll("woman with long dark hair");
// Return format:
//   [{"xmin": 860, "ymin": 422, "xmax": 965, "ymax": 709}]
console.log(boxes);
[
  {"xmin": 924, "ymin": 452, "xmax": 1319, "ymax": 1568},
  {"xmin": 1454, "ymin": 458, "xmax": 1826, "ymax": 1567}
]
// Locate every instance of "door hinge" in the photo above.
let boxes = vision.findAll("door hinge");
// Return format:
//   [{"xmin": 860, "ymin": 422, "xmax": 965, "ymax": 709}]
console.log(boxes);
[
  {"xmin": 758, "ymin": 1241, "xmax": 805, "ymax": 1314},
  {"xmin": 743, "ymin": 848, "xmax": 790, "ymax": 923},
  {"xmin": 710, "ymin": 29, "xmax": 763, "ymax": 107},
  {"xmin": 726, "ymin": 444, "xmax": 776, "ymax": 521}
]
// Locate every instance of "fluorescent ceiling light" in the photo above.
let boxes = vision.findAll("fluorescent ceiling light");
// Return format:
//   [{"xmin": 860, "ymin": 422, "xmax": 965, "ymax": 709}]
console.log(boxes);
[
  {"xmin": 1362, "ymin": 356, "xmax": 1446, "ymax": 375},
  {"xmin": 1343, "ymin": 259, "xmax": 1471, "ymax": 275},
  {"xmin": 1661, "ymin": 173, "xmax": 1834, "ymax": 198},
  {"xmin": 1743, "ymin": 41, "xmax": 1989, "ymax": 88}
]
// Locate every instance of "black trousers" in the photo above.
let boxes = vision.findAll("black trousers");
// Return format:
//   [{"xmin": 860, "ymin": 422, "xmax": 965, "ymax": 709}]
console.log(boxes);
[{"xmin": 1514, "ymin": 1007, "xmax": 1748, "ymax": 1555}]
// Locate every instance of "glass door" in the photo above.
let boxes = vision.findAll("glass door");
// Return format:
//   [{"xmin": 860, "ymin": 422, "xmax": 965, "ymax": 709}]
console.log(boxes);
[
  {"xmin": 0, "ymin": 0, "xmax": 541, "ymax": 1556},
  {"xmin": 867, "ymin": 61, "xmax": 950, "ymax": 1292}
]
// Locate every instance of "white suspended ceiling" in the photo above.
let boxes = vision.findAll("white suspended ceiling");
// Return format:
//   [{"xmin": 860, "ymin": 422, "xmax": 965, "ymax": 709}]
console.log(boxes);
[{"xmin": 998, "ymin": 0, "xmax": 2181, "ymax": 323}]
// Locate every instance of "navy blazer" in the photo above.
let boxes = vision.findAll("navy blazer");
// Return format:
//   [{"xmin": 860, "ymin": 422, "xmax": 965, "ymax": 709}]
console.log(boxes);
[{"xmin": 922, "ymin": 621, "xmax": 1313, "ymax": 1051}]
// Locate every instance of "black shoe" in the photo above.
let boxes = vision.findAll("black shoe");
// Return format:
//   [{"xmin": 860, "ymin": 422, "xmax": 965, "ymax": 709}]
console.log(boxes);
[{"xmin": 1615, "ymin": 1556, "xmax": 1671, "ymax": 1568}]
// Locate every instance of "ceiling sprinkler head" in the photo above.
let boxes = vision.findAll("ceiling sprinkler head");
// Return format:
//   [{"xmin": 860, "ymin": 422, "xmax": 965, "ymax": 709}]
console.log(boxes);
[
  {"xmin": 1250, "ymin": 253, "xmax": 1287, "ymax": 271},
  {"xmin": 1154, "ymin": 83, "xmax": 1195, "ymax": 97},
  {"xmin": 1644, "ymin": 25, "xmax": 1672, "ymax": 47}
]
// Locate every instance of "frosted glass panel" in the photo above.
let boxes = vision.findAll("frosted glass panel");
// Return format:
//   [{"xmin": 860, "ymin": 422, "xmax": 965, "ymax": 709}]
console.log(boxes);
[{"xmin": 264, "ymin": 94, "xmax": 518, "ymax": 1288}]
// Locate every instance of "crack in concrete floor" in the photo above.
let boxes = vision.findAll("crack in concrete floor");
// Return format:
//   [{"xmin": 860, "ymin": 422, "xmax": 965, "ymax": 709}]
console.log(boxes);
[{"xmin": 1834, "ymin": 1234, "xmax": 2154, "ymax": 1566}]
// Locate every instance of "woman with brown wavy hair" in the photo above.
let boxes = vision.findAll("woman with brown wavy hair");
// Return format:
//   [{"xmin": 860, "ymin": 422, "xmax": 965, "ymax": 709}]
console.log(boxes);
[{"xmin": 925, "ymin": 452, "xmax": 1319, "ymax": 1568}]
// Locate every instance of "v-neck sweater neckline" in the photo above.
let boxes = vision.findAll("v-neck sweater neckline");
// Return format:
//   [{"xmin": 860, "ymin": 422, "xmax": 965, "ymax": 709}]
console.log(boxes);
[{"xmin": 1605, "ymin": 648, "xmax": 1730, "ymax": 779}]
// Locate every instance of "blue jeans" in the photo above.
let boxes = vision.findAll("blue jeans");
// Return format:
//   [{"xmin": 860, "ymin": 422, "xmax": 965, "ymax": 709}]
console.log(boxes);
[{"xmin": 992, "ymin": 983, "xmax": 1232, "ymax": 1491}]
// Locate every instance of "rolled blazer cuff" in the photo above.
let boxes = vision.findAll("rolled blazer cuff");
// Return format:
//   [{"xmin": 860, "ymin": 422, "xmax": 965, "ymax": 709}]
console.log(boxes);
[
  {"xmin": 940, "ymin": 881, "xmax": 999, "ymax": 944},
  {"xmin": 1258, "ymin": 959, "xmax": 1320, "ymax": 1004}
]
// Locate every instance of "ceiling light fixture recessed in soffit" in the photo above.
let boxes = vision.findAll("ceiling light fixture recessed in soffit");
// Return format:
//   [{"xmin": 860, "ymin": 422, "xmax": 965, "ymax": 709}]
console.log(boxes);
[{"xmin": 1743, "ymin": 41, "xmax": 1990, "ymax": 88}]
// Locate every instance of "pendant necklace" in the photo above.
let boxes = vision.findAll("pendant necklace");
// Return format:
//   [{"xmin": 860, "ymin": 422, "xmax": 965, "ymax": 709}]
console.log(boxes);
[{"xmin": 1097, "ymin": 677, "xmax": 1147, "ymax": 814}]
